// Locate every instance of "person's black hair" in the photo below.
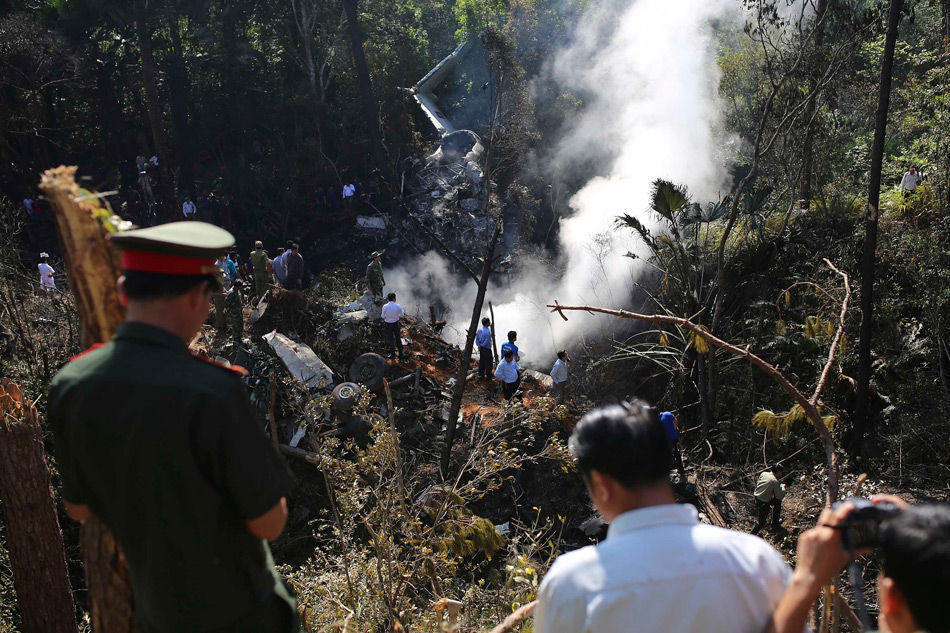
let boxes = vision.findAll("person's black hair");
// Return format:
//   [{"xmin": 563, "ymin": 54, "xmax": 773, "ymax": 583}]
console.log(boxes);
[
  {"xmin": 879, "ymin": 503, "xmax": 950, "ymax": 633},
  {"xmin": 482, "ymin": 317, "xmax": 490, "ymax": 326},
  {"xmin": 568, "ymin": 400, "xmax": 672, "ymax": 489},
  {"xmin": 503, "ymin": 349, "xmax": 513, "ymax": 360},
  {"xmin": 387, "ymin": 292, "xmax": 396, "ymax": 301},
  {"xmin": 292, "ymin": 243, "xmax": 299, "ymax": 250},
  {"xmin": 122, "ymin": 270, "xmax": 214, "ymax": 301},
  {"xmin": 507, "ymin": 330, "xmax": 517, "ymax": 341},
  {"xmin": 557, "ymin": 350, "xmax": 567, "ymax": 360}
]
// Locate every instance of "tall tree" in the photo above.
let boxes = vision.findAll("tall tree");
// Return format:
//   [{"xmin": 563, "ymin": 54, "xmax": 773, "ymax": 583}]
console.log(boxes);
[
  {"xmin": 0, "ymin": 380, "xmax": 79, "ymax": 633},
  {"xmin": 163, "ymin": 0, "xmax": 195, "ymax": 197},
  {"xmin": 133, "ymin": 0, "xmax": 173, "ymax": 212},
  {"xmin": 341, "ymin": 0, "xmax": 388, "ymax": 192},
  {"xmin": 799, "ymin": 0, "xmax": 828, "ymax": 206},
  {"xmin": 853, "ymin": 0, "xmax": 904, "ymax": 455}
]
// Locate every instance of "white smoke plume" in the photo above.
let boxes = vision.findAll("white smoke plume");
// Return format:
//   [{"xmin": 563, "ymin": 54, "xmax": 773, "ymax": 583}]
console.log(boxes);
[{"xmin": 389, "ymin": 0, "xmax": 737, "ymax": 368}]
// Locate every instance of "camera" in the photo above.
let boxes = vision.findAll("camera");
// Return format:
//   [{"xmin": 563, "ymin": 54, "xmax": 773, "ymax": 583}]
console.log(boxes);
[{"xmin": 833, "ymin": 497, "xmax": 901, "ymax": 550}]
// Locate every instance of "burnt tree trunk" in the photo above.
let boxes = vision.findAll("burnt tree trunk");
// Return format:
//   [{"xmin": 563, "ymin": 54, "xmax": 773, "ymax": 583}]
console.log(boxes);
[
  {"xmin": 341, "ymin": 0, "xmax": 389, "ymax": 202},
  {"xmin": 441, "ymin": 223, "xmax": 502, "ymax": 477},
  {"xmin": 0, "ymin": 380, "xmax": 78, "ymax": 633},
  {"xmin": 799, "ymin": 0, "xmax": 828, "ymax": 206},
  {"xmin": 39, "ymin": 167, "xmax": 135, "ymax": 633},
  {"xmin": 134, "ymin": 0, "xmax": 172, "ymax": 213},
  {"xmin": 163, "ymin": 0, "xmax": 195, "ymax": 197},
  {"xmin": 853, "ymin": 0, "xmax": 903, "ymax": 456}
]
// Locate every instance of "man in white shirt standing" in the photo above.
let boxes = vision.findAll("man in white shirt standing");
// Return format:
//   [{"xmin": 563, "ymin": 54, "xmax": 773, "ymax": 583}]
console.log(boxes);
[
  {"xmin": 380, "ymin": 292, "xmax": 405, "ymax": 361},
  {"xmin": 899, "ymin": 165, "xmax": 919, "ymax": 197},
  {"xmin": 549, "ymin": 350, "xmax": 569, "ymax": 403},
  {"xmin": 535, "ymin": 401, "xmax": 793, "ymax": 633},
  {"xmin": 38, "ymin": 253, "xmax": 56, "ymax": 293},
  {"xmin": 182, "ymin": 198, "xmax": 197, "ymax": 218}
]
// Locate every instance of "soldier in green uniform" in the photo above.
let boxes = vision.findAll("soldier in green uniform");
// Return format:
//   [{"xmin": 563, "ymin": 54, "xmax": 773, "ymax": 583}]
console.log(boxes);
[
  {"xmin": 48, "ymin": 221, "xmax": 299, "ymax": 633},
  {"xmin": 366, "ymin": 250, "xmax": 385, "ymax": 299},
  {"xmin": 212, "ymin": 255, "xmax": 228, "ymax": 331},
  {"xmin": 226, "ymin": 278, "xmax": 245, "ymax": 348},
  {"xmin": 249, "ymin": 240, "xmax": 270, "ymax": 303}
]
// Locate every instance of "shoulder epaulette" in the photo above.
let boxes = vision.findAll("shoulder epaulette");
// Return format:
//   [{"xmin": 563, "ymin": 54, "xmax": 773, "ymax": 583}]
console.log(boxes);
[
  {"xmin": 190, "ymin": 352, "xmax": 249, "ymax": 377},
  {"xmin": 69, "ymin": 343, "xmax": 104, "ymax": 362}
]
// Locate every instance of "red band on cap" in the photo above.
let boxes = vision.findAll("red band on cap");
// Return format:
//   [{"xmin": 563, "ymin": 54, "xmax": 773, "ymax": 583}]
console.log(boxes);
[{"xmin": 121, "ymin": 250, "xmax": 216, "ymax": 275}]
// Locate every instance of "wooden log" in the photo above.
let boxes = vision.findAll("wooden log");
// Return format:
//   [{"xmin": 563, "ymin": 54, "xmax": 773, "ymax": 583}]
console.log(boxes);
[
  {"xmin": 39, "ymin": 166, "xmax": 136, "ymax": 633},
  {"xmin": 0, "ymin": 379, "xmax": 79, "ymax": 633}
]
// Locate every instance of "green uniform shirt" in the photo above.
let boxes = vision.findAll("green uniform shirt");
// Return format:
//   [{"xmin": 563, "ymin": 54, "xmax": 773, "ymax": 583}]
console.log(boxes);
[
  {"xmin": 250, "ymin": 249, "xmax": 269, "ymax": 278},
  {"xmin": 753, "ymin": 471, "xmax": 785, "ymax": 502},
  {"xmin": 366, "ymin": 260, "xmax": 384, "ymax": 293},
  {"xmin": 49, "ymin": 322, "xmax": 296, "ymax": 632}
]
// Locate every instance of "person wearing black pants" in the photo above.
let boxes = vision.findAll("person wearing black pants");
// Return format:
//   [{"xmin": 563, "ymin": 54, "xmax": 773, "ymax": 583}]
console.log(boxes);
[
  {"xmin": 494, "ymin": 349, "xmax": 521, "ymax": 401},
  {"xmin": 475, "ymin": 317, "xmax": 494, "ymax": 380},
  {"xmin": 381, "ymin": 292, "xmax": 405, "ymax": 361}
]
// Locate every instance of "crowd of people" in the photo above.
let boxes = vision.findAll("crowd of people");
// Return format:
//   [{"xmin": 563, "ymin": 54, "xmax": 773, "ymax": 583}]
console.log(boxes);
[{"xmin": 40, "ymin": 217, "xmax": 949, "ymax": 633}]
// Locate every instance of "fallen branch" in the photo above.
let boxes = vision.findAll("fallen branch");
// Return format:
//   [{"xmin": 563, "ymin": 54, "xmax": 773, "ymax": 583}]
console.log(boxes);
[
  {"xmin": 487, "ymin": 601, "xmax": 537, "ymax": 633},
  {"xmin": 548, "ymin": 257, "xmax": 849, "ymax": 501}
]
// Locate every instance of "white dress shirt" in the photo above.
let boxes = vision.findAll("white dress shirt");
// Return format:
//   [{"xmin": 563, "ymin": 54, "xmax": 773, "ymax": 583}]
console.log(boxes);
[
  {"xmin": 494, "ymin": 358, "xmax": 520, "ymax": 383},
  {"xmin": 550, "ymin": 359, "xmax": 568, "ymax": 384},
  {"xmin": 381, "ymin": 301, "xmax": 404, "ymax": 324},
  {"xmin": 182, "ymin": 200, "xmax": 196, "ymax": 217},
  {"xmin": 343, "ymin": 184, "xmax": 356, "ymax": 198},
  {"xmin": 38, "ymin": 262, "xmax": 56, "ymax": 289},
  {"xmin": 535, "ymin": 504, "xmax": 793, "ymax": 633},
  {"xmin": 899, "ymin": 171, "xmax": 918, "ymax": 191}
]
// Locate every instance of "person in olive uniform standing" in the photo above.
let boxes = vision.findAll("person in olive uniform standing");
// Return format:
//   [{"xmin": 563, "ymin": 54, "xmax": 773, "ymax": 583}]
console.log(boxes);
[
  {"xmin": 249, "ymin": 240, "xmax": 270, "ymax": 304},
  {"xmin": 48, "ymin": 222, "xmax": 299, "ymax": 633},
  {"xmin": 226, "ymin": 278, "xmax": 245, "ymax": 348},
  {"xmin": 366, "ymin": 250, "xmax": 385, "ymax": 300}
]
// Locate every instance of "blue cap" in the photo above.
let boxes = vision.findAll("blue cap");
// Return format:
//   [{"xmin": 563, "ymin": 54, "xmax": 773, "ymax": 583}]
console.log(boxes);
[{"xmin": 659, "ymin": 411, "xmax": 675, "ymax": 424}]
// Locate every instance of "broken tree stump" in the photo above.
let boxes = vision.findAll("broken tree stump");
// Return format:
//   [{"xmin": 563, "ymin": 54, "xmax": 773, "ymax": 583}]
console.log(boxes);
[
  {"xmin": 39, "ymin": 166, "xmax": 135, "ymax": 633},
  {"xmin": 0, "ymin": 379, "xmax": 79, "ymax": 633}
]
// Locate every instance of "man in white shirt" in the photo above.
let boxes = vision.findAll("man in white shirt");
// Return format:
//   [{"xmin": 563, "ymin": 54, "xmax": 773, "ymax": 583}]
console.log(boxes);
[
  {"xmin": 182, "ymin": 198, "xmax": 197, "ymax": 218},
  {"xmin": 381, "ymin": 292, "xmax": 405, "ymax": 360},
  {"xmin": 899, "ymin": 165, "xmax": 919, "ymax": 196},
  {"xmin": 535, "ymin": 401, "xmax": 793, "ymax": 633},
  {"xmin": 38, "ymin": 253, "xmax": 56, "ymax": 293},
  {"xmin": 549, "ymin": 350, "xmax": 569, "ymax": 403},
  {"xmin": 494, "ymin": 349, "xmax": 521, "ymax": 400}
]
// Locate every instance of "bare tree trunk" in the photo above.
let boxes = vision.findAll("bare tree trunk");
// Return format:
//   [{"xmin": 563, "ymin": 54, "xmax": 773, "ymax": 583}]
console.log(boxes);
[
  {"xmin": 853, "ymin": 0, "xmax": 903, "ymax": 457},
  {"xmin": 134, "ymin": 0, "xmax": 172, "ymax": 213},
  {"xmin": 39, "ymin": 166, "xmax": 135, "ymax": 633},
  {"xmin": 341, "ymin": 0, "xmax": 389, "ymax": 200},
  {"xmin": 799, "ymin": 0, "xmax": 828, "ymax": 206},
  {"xmin": 440, "ymin": 224, "xmax": 502, "ymax": 477},
  {"xmin": 0, "ymin": 380, "xmax": 79, "ymax": 633},
  {"xmin": 163, "ymin": 0, "xmax": 195, "ymax": 197}
]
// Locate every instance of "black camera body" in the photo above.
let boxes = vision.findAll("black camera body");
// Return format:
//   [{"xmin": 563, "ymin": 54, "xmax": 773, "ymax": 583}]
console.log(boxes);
[{"xmin": 833, "ymin": 497, "xmax": 901, "ymax": 550}]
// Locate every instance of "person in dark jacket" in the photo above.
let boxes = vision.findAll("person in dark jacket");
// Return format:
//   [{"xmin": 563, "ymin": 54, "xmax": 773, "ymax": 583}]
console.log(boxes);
[{"xmin": 283, "ymin": 244, "xmax": 304, "ymax": 290}]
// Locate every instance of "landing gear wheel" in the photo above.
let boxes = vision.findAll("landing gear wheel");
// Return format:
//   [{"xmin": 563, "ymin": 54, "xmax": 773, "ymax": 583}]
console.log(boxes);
[
  {"xmin": 349, "ymin": 353, "xmax": 387, "ymax": 392},
  {"xmin": 331, "ymin": 382, "xmax": 361, "ymax": 415}
]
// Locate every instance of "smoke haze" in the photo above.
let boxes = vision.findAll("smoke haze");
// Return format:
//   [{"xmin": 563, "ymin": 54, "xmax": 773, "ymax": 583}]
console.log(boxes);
[{"xmin": 390, "ymin": 0, "xmax": 737, "ymax": 368}]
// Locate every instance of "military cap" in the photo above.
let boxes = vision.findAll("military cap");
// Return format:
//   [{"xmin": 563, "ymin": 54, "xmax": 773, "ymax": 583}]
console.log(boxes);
[
  {"xmin": 254, "ymin": 240, "xmax": 264, "ymax": 248},
  {"xmin": 108, "ymin": 221, "xmax": 235, "ymax": 276},
  {"xmin": 371, "ymin": 250, "xmax": 385, "ymax": 259}
]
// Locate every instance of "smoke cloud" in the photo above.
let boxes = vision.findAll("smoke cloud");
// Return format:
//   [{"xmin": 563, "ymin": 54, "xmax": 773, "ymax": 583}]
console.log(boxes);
[{"xmin": 390, "ymin": 0, "xmax": 737, "ymax": 368}]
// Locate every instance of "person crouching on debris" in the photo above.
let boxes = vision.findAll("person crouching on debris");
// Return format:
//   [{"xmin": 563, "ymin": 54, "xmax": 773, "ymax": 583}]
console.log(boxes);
[
  {"xmin": 494, "ymin": 349, "xmax": 521, "ymax": 400},
  {"xmin": 550, "ymin": 350, "xmax": 569, "ymax": 403},
  {"xmin": 381, "ymin": 292, "xmax": 405, "ymax": 360},
  {"xmin": 38, "ymin": 252, "xmax": 56, "ymax": 293},
  {"xmin": 659, "ymin": 411, "xmax": 686, "ymax": 482},
  {"xmin": 534, "ymin": 401, "xmax": 794, "ymax": 633},
  {"xmin": 475, "ymin": 317, "xmax": 494, "ymax": 381},
  {"xmin": 752, "ymin": 465, "xmax": 785, "ymax": 535},
  {"xmin": 226, "ymin": 278, "xmax": 245, "ymax": 349},
  {"xmin": 48, "ymin": 221, "xmax": 298, "ymax": 633}
]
